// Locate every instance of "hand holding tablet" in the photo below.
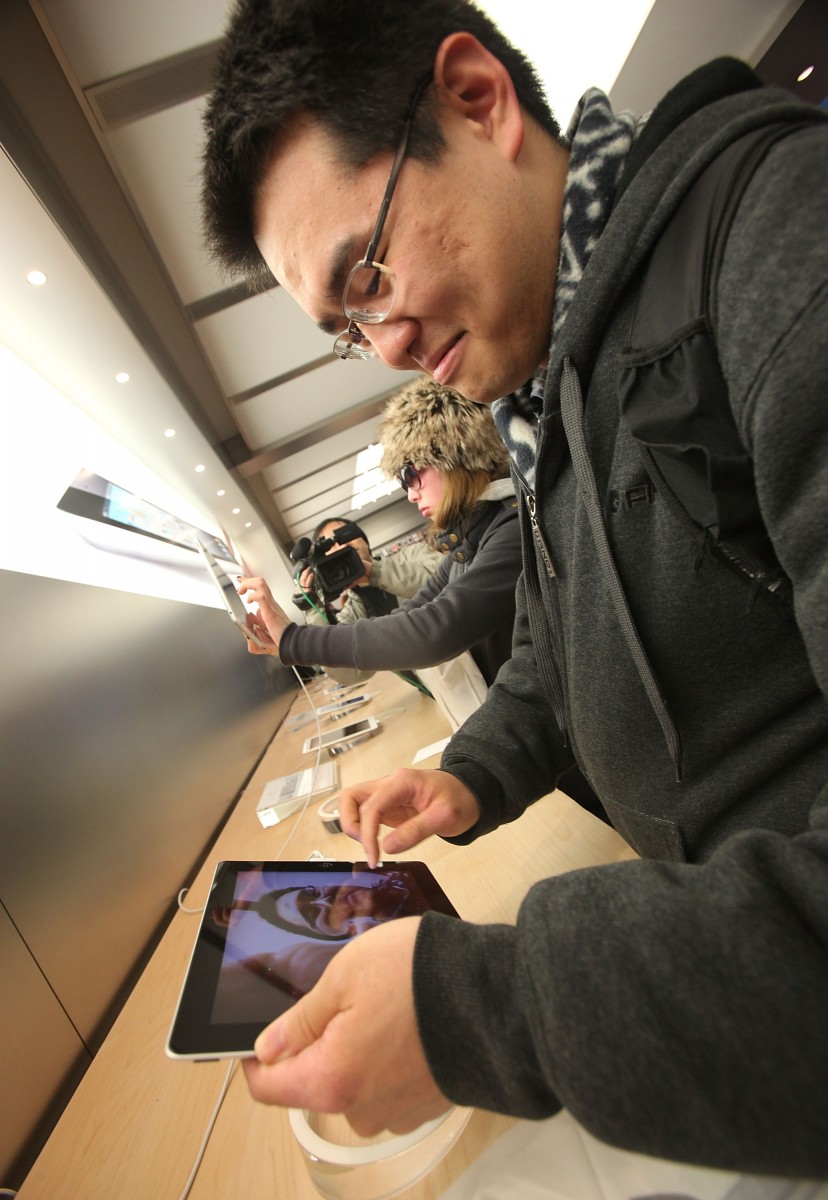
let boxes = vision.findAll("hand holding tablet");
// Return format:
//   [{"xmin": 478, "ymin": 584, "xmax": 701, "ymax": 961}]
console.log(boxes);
[
  {"xmin": 195, "ymin": 538, "xmax": 271, "ymax": 650},
  {"xmin": 244, "ymin": 915, "xmax": 455, "ymax": 1139},
  {"xmin": 166, "ymin": 860, "xmax": 458, "ymax": 1061}
]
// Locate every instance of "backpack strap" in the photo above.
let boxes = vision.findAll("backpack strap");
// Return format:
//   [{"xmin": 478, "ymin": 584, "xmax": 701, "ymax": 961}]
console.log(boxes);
[{"xmin": 617, "ymin": 121, "xmax": 807, "ymax": 601}]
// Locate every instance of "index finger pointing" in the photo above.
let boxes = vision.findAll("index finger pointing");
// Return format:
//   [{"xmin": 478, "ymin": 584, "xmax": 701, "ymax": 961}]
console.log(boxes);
[{"xmin": 339, "ymin": 789, "xmax": 383, "ymax": 867}]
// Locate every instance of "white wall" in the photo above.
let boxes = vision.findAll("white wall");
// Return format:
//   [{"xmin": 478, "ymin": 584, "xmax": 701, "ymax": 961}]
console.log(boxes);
[
  {"xmin": 0, "ymin": 340, "xmax": 232, "ymax": 605},
  {"xmin": 480, "ymin": 0, "xmax": 657, "ymax": 124}
]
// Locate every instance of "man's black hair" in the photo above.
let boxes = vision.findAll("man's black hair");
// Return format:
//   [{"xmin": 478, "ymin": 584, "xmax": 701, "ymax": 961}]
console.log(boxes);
[{"xmin": 201, "ymin": 0, "xmax": 560, "ymax": 289}]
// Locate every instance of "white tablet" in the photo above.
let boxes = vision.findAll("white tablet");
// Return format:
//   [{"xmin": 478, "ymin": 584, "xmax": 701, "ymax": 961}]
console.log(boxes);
[
  {"xmin": 302, "ymin": 716, "xmax": 379, "ymax": 754},
  {"xmin": 196, "ymin": 538, "xmax": 269, "ymax": 650}
]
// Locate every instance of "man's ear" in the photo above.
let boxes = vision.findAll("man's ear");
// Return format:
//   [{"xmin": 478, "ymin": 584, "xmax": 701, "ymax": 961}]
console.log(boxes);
[{"xmin": 433, "ymin": 32, "xmax": 524, "ymax": 161}]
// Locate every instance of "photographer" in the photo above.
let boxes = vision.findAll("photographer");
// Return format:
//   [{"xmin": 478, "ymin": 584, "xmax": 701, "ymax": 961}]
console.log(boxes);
[
  {"xmin": 238, "ymin": 382, "xmax": 522, "ymax": 687},
  {"xmin": 292, "ymin": 516, "xmax": 442, "ymax": 685},
  {"xmin": 292, "ymin": 516, "xmax": 440, "ymax": 621}
]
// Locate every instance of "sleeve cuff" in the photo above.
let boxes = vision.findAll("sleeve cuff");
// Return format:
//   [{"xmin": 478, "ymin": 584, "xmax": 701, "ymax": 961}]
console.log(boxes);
[{"xmin": 412, "ymin": 911, "xmax": 560, "ymax": 1119}]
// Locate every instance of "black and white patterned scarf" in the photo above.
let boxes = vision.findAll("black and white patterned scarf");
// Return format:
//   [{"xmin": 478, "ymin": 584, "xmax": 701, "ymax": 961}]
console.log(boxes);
[{"xmin": 492, "ymin": 89, "xmax": 642, "ymax": 489}]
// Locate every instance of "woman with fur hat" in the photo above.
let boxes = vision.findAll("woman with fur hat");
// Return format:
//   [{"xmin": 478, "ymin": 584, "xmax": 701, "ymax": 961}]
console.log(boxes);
[
  {"xmin": 238, "ymin": 380, "xmax": 522, "ymax": 687},
  {"xmin": 292, "ymin": 512, "xmax": 443, "ymax": 686}
]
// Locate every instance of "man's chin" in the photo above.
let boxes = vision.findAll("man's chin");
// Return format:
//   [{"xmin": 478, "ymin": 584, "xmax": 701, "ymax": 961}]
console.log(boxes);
[
  {"xmin": 438, "ymin": 355, "xmax": 525, "ymax": 405},
  {"xmin": 460, "ymin": 369, "xmax": 524, "ymax": 407},
  {"xmin": 449, "ymin": 381, "xmax": 500, "ymax": 406}
]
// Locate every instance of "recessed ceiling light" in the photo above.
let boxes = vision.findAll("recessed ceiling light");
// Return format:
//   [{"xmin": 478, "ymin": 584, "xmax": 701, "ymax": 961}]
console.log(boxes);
[
  {"xmin": 232, "ymin": 507, "xmax": 240, "ymax": 515},
  {"xmin": 797, "ymin": 65, "xmax": 815, "ymax": 82},
  {"xmin": 27, "ymin": 269, "xmax": 47, "ymax": 286},
  {"xmin": 164, "ymin": 428, "xmax": 176, "ymax": 438},
  {"xmin": 217, "ymin": 489, "xmax": 226, "ymax": 497},
  {"xmin": 195, "ymin": 464, "xmax": 206, "ymax": 473},
  {"xmin": 115, "ymin": 371, "xmax": 130, "ymax": 384},
  {"xmin": 244, "ymin": 521, "xmax": 252, "ymax": 528}
]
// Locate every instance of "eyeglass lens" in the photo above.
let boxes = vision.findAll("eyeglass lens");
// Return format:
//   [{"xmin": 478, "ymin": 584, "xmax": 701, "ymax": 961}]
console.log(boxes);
[
  {"xmin": 399, "ymin": 463, "xmax": 421, "ymax": 490},
  {"xmin": 344, "ymin": 261, "xmax": 395, "ymax": 324},
  {"xmin": 334, "ymin": 77, "xmax": 429, "ymax": 361},
  {"xmin": 333, "ymin": 326, "xmax": 373, "ymax": 360}
]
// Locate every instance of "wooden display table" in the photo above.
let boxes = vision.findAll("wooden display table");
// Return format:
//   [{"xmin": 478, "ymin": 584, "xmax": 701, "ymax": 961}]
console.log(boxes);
[{"xmin": 18, "ymin": 672, "xmax": 636, "ymax": 1199}]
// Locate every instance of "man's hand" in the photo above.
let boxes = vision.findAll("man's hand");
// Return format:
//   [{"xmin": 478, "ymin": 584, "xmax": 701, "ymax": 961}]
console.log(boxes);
[
  {"xmin": 338, "ymin": 768, "xmax": 481, "ymax": 868},
  {"xmin": 237, "ymin": 576, "xmax": 292, "ymax": 653},
  {"xmin": 242, "ymin": 917, "xmax": 452, "ymax": 1135}
]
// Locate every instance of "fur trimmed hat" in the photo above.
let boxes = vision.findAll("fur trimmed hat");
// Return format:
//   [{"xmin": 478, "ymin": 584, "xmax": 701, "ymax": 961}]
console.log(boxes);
[{"xmin": 379, "ymin": 379, "xmax": 509, "ymax": 479}]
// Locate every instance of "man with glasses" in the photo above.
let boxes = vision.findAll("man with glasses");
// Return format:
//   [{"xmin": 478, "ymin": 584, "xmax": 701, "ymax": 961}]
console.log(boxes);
[{"xmin": 202, "ymin": 0, "xmax": 828, "ymax": 1181}]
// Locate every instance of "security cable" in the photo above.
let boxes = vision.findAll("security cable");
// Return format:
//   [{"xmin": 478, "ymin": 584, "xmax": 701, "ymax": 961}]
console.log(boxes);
[{"xmin": 174, "ymin": 664, "xmax": 325, "ymax": 1199}]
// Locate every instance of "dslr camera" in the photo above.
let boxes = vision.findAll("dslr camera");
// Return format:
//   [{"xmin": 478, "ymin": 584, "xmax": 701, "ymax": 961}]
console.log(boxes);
[{"xmin": 291, "ymin": 521, "xmax": 366, "ymax": 609}]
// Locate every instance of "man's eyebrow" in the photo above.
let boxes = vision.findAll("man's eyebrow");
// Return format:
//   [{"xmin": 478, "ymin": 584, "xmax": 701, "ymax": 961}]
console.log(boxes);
[
  {"xmin": 316, "ymin": 233, "xmax": 364, "ymax": 334},
  {"xmin": 316, "ymin": 313, "xmax": 339, "ymax": 336}
]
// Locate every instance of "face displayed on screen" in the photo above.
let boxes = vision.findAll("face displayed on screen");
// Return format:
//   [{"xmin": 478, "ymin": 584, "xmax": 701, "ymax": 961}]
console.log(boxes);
[
  {"xmin": 268, "ymin": 880, "xmax": 410, "ymax": 939},
  {"xmin": 211, "ymin": 876, "xmax": 412, "ymax": 941},
  {"xmin": 208, "ymin": 873, "xmax": 414, "ymax": 1024}
]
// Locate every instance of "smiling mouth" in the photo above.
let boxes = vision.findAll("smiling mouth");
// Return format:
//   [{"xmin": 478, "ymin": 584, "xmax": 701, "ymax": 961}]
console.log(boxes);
[{"xmin": 425, "ymin": 333, "xmax": 464, "ymax": 385}]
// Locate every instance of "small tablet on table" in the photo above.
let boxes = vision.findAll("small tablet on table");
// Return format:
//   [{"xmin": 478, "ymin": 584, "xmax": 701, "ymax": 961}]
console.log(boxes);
[{"xmin": 166, "ymin": 860, "xmax": 459, "ymax": 1061}]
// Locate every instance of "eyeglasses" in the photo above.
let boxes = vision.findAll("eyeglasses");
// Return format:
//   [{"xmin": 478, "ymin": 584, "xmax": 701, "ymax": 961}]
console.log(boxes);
[
  {"xmin": 333, "ymin": 78, "xmax": 430, "ymax": 361},
  {"xmin": 398, "ymin": 463, "xmax": 421, "ymax": 491}
]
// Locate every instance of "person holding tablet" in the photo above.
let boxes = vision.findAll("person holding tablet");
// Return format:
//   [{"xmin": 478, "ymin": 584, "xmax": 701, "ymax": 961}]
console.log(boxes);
[{"xmin": 202, "ymin": 0, "xmax": 828, "ymax": 1177}]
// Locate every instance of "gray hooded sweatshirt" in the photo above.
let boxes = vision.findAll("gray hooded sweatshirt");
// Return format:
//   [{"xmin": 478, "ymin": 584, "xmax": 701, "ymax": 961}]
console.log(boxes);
[{"xmin": 414, "ymin": 61, "xmax": 828, "ymax": 1179}]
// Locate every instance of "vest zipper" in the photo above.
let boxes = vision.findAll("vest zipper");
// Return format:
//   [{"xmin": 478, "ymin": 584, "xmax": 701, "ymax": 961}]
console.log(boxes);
[
  {"xmin": 518, "ymin": 485, "xmax": 568, "ymax": 740},
  {"xmin": 526, "ymin": 492, "xmax": 557, "ymax": 578}
]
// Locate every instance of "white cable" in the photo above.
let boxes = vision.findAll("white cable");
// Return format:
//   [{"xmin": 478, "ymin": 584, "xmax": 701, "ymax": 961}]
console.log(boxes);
[
  {"xmin": 175, "ymin": 1059, "xmax": 238, "ymax": 1200},
  {"xmin": 177, "ymin": 668, "xmax": 326, "ymax": 1196},
  {"xmin": 177, "ymin": 888, "xmax": 204, "ymax": 914}
]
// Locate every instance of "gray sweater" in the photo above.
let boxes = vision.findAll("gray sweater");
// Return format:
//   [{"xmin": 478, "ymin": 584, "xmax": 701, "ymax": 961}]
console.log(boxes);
[{"xmin": 415, "ymin": 67, "xmax": 828, "ymax": 1177}]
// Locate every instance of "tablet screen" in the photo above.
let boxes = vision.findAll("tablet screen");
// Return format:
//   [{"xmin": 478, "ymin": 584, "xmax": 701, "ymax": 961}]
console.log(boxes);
[{"xmin": 166, "ymin": 860, "xmax": 460, "ymax": 1060}]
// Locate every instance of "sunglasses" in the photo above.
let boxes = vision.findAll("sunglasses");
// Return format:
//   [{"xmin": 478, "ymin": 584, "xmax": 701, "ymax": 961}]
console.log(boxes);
[{"xmin": 398, "ymin": 463, "xmax": 421, "ymax": 491}]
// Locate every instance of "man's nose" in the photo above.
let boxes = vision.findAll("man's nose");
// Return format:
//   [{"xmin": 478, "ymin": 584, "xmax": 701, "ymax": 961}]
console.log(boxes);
[{"xmin": 362, "ymin": 316, "xmax": 416, "ymax": 371}]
